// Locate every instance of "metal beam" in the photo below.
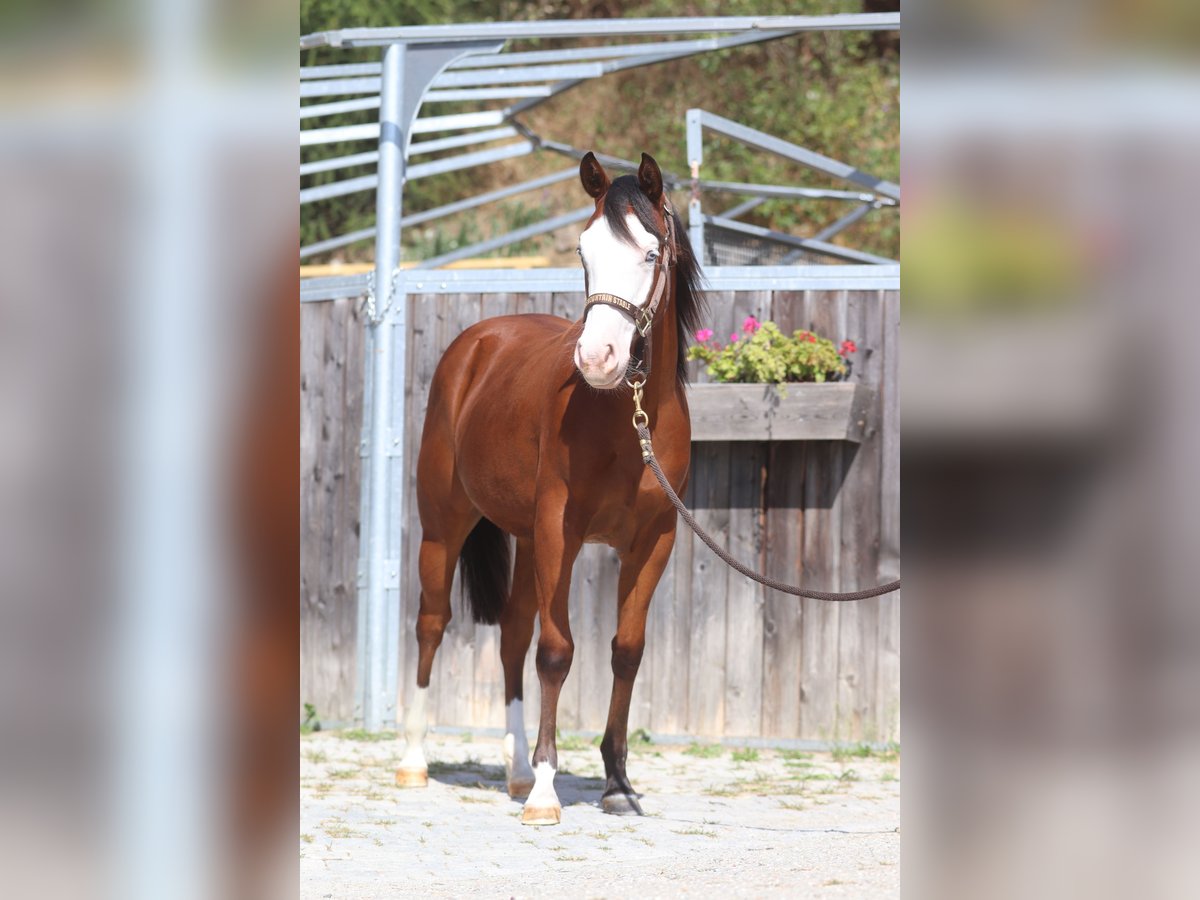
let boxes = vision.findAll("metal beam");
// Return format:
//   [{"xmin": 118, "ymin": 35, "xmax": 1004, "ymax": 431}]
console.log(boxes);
[
  {"xmin": 780, "ymin": 203, "xmax": 876, "ymax": 264},
  {"xmin": 699, "ymin": 180, "xmax": 887, "ymax": 203},
  {"xmin": 405, "ymin": 139, "xmax": 534, "ymax": 181},
  {"xmin": 300, "ymin": 151, "xmax": 379, "ymax": 178},
  {"xmin": 299, "ymin": 227, "xmax": 376, "ymax": 260},
  {"xmin": 691, "ymin": 109, "xmax": 901, "ymax": 201},
  {"xmin": 300, "ymin": 96, "xmax": 381, "ymax": 120},
  {"xmin": 300, "ymin": 14, "xmax": 901, "ymax": 48},
  {"xmin": 300, "ymin": 173, "xmax": 375, "ymax": 205},
  {"xmin": 423, "ymin": 86, "xmax": 552, "ymax": 102},
  {"xmin": 299, "ymin": 264, "xmax": 901, "ymax": 301},
  {"xmin": 401, "ymin": 166, "xmax": 578, "ymax": 227},
  {"xmin": 300, "ymin": 77, "xmax": 381, "ymax": 99},
  {"xmin": 433, "ymin": 62, "xmax": 606, "ymax": 87},
  {"xmin": 407, "ymin": 126, "xmax": 518, "ymax": 156},
  {"xmin": 299, "ymin": 166, "xmax": 579, "ymax": 259},
  {"xmin": 705, "ymin": 214, "xmax": 896, "ymax": 265},
  {"xmin": 505, "ymin": 28, "xmax": 803, "ymax": 119},
  {"xmin": 301, "ymin": 62, "xmax": 380, "ymax": 79},
  {"xmin": 415, "ymin": 206, "xmax": 592, "ymax": 269},
  {"xmin": 300, "ymin": 110, "xmax": 507, "ymax": 148},
  {"xmin": 446, "ymin": 35, "xmax": 795, "ymax": 69},
  {"xmin": 722, "ymin": 197, "xmax": 767, "ymax": 219}
]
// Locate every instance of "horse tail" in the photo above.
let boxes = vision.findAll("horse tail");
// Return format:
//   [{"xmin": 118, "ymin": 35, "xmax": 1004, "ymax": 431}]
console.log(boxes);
[{"xmin": 458, "ymin": 518, "xmax": 511, "ymax": 625}]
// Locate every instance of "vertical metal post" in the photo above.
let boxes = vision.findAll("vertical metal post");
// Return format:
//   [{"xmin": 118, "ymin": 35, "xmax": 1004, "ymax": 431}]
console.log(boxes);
[
  {"xmin": 357, "ymin": 39, "xmax": 504, "ymax": 733},
  {"xmin": 686, "ymin": 108, "xmax": 705, "ymax": 265},
  {"xmin": 362, "ymin": 42, "xmax": 406, "ymax": 733}
]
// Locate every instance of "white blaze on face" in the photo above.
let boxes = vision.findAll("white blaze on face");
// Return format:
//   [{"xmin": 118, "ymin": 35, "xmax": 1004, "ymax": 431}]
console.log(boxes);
[{"xmin": 575, "ymin": 212, "xmax": 660, "ymax": 389}]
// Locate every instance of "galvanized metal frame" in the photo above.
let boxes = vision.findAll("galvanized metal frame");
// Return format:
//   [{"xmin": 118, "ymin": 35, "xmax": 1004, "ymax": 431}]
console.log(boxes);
[
  {"xmin": 684, "ymin": 107, "xmax": 899, "ymax": 266},
  {"xmin": 298, "ymin": 15, "xmax": 900, "ymax": 731}
]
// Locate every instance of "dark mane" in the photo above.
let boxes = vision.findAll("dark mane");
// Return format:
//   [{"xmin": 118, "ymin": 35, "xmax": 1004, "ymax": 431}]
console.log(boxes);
[{"xmin": 602, "ymin": 175, "xmax": 707, "ymax": 385}]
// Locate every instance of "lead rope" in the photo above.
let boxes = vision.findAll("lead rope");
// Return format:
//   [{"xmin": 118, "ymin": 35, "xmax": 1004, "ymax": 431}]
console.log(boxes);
[{"xmin": 629, "ymin": 381, "xmax": 901, "ymax": 602}]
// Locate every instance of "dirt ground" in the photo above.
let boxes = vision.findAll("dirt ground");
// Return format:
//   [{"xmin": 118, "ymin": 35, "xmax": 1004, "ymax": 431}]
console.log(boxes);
[{"xmin": 300, "ymin": 729, "xmax": 899, "ymax": 898}]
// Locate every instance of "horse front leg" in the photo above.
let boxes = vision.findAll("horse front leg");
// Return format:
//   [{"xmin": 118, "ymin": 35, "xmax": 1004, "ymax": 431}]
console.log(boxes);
[
  {"xmin": 601, "ymin": 512, "xmax": 676, "ymax": 816},
  {"xmin": 521, "ymin": 500, "xmax": 583, "ymax": 826}
]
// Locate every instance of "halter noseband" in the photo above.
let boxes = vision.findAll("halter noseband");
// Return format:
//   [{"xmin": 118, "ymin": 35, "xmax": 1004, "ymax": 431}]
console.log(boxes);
[{"xmin": 581, "ymin": 201, "xmax": 676, "ymax": 377}]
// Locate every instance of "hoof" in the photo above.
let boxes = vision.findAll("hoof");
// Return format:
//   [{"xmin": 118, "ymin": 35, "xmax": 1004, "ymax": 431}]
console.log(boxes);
[
  {"xmin": 520, "ymin": 804, "xmax": 562, "ymax": 826},
  {"xmin": 601, "ymin": 791, "xmax": 644, "ymax": 816},
  {"xmin": 507, "ymin": 775, "xmax": 535, "ymax": 799},
  {"xmin": 395, "ymin": 767, "xmax": 428, "ymax": 788}
]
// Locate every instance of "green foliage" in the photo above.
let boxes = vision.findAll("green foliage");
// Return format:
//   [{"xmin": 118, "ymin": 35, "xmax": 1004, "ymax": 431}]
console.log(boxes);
[
  {"xmin": 301, "ymin": 702, "xmax": 321, "ymax": 734},
  {"xmin": 683, "ymin": 742, "xmax": 723, "ymax": 759},
  {"xmin": 731, "ymin": 747, "xmax": 759, "ymax": 763},
  {"xmin": 687, "ymin": 321, "xmax": 846, "ymax": 385},
  {"xmin": 629, "ymin": 727, "xmax": 653, "ymax": 748},
  {"xmin": 339, "ymin": 728, "xmax": 398, "ymax": 742}
]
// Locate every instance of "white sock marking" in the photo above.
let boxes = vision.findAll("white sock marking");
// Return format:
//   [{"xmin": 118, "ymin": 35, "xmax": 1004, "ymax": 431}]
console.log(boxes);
[
  {"xmin": 400, "ymin": 686, "xmax": 427, "ymax": 771},
  {"xmin": 524, "ymin": 761, "xmax": 559, "ymax": 810},
  {"xmin": 503, "ymin": 699, "xmax": 534, "ymax": 782}
]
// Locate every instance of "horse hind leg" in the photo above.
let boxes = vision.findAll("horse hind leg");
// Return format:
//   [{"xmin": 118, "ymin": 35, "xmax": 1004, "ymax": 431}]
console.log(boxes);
[
  {"xmin": 396, "ymin": 494, "xmax": 478, "ymax": 787},
  {"xmin": 499, "ymin": 538, "xmax": 537, "ymax": 798}
]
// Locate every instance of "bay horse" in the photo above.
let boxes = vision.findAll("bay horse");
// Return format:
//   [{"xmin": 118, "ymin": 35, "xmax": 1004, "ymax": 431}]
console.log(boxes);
[{"xmin": 396, "ymin": 152, "xmax": 703, "ymax": 825}]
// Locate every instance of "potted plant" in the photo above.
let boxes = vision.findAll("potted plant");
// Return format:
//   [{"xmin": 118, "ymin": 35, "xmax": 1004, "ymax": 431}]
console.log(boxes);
[{"xmin": 685, "ymin": 317, "xmax": 872, "ymax": 442}]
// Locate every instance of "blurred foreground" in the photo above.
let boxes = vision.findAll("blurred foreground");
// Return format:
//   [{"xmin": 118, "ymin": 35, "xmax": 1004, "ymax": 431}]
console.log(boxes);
[{"xmin": 903, "ymin": 2, "xmax": 1200, "ymax": 898}]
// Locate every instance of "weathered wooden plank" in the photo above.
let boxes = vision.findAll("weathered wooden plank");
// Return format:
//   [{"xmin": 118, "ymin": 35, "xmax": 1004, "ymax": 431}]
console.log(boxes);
[
  {"xmin": 835, "ymin": 290, "xmax": 884, "ymax": 740},
  {"xmin": 798, "ymin": 290, "xmax": 845, "ymax": 740},
  {"xmin": 339, "ymin": 298, "xmax": 366, "ymax": 719},
  {"xmin": 760, "ymin": 291, "xmax": 805, "ymax": 738},
  {"xmin": 686, "ymin": 382, "xmax": 870, "ymax": 442},
  {"xmin": 300, "ymin": 298, "xmax": 363, "ymax": 724},
  {"xmin": 719, "ymin": 290, "xmax": 767, "ymax": 739},
  {"xmin": 686, "ymin": 441, "xmax": 731, "ymax": 736},
  {"xmin": 723, "ymin": 438, "xmax": 766, "ymax": 738},
  {"xmin": 877, "ymin": 290, "xmax": 901, "ymax": 741},
  {"xmin": 515, "ymin": 290, "xmax": 554, "ymax": 317}
]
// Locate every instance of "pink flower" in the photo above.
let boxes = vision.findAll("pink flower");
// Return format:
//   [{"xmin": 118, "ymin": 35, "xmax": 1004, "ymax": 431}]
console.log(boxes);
[
  {"xmin": 742, "ymin": 315, "xmax": 760, "ymax": 334},
  {"xmin": 839, "ymin": 339, "xmax": 858, "ymax": 355},
  {"xmin": 695, "ymin": 328, "xmax": 714, "ymax": 342},
  {"xmin": 730, "ymin": 333, "xmax": 740, "ymax": 343}
]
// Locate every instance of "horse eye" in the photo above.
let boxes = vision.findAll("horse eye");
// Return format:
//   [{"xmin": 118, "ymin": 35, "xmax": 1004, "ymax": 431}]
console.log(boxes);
[{"xmin": 645, "ymin": 250, "xmax": 659, "ymax": 263}]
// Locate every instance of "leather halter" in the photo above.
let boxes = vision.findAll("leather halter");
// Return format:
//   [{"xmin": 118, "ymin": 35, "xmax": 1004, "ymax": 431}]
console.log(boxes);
[{"xmin": 581, "ymin": 201, "xmax": 676, "ymax": 378}]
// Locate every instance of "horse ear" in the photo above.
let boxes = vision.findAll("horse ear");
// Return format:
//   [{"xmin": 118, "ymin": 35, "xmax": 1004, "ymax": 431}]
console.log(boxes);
[
  {"xmin": 637, "ymin": 152, "xmax": 663, "ymax": 204},
  {"xmin": 579, "ymin": 152, "xmax": 610, "ymax": 199}
]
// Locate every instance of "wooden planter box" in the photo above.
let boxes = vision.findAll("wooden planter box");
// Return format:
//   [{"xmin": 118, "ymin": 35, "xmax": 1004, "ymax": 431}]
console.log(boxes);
[{"xmin": 686, "ymin": 382, "xmax": 873, "ymax": 442}]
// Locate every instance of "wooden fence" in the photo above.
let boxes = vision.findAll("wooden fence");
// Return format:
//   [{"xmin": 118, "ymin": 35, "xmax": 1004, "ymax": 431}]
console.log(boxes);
[{"xmin": 301, "ymin": 287, "xmax": 899, "ymax": 741}]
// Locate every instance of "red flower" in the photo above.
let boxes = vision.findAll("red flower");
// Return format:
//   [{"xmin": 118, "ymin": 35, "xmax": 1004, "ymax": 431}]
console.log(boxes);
[{"xmin": 839, "ymin": 340, "xmax": 858, "ymax": 355}]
